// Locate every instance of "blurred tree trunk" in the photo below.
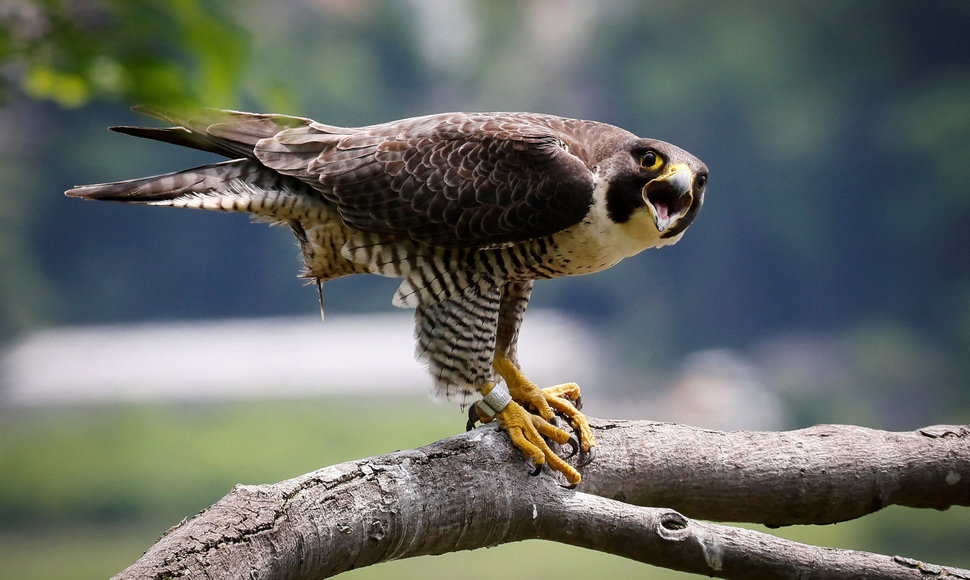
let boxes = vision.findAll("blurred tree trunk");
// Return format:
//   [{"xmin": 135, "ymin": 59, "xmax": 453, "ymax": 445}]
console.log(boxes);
[{"xmin": 112, "ymin": 421, "xmax": 970, "ymax": 579}]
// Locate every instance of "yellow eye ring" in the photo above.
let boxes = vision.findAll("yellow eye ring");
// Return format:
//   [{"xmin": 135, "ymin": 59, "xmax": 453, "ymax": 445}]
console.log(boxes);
[{"xmin": 641, "ymin": 150, "xmax": 664, "ymax": 172}]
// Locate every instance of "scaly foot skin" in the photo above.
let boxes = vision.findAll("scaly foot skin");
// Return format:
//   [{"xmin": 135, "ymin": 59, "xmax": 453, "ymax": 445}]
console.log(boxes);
[
  {"xmin": 475, "ymin": 385, "xmax": 581, "ymax": 485},
  {"xmin": 493, "ymin": 356, "xmax": 597, "ymax": 455},
  {"xmin": 469, "ymin": 356, "xmax": 597, "ymax": 485}
]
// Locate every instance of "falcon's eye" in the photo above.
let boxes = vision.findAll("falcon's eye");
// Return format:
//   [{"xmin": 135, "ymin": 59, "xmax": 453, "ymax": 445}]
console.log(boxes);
[
  {"xmin": 640, "ymin": 150, "xmax": 664, "ymax": 172},
  {"xmin": 696, "ymin": 173, "xmax": 708, "ymax": 189}
]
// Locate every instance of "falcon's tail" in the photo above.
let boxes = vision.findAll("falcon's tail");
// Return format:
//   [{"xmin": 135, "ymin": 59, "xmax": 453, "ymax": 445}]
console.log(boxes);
[
  {"xmin": 65, "ymin": 107, "xmax": 330, "ymax": 219},
  {"xmin": 108, "ymin": 106, "xmax": 314, "ymax": 159},
  {"xmin": 65, "ymin": 108, "xmax": 368, "ymax": 321},
  {"xmin": 65, "ymin": 159, "xmax": 327, "ymax": 221}
]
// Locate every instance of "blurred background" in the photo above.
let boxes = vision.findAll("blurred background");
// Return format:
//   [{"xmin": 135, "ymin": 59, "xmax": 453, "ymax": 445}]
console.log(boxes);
[{"xmin": 1, "ymin": 0, "xmax": 968, "ymax": 578}]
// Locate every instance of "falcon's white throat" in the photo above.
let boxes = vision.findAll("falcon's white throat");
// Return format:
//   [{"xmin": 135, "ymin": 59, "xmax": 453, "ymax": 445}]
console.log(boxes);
[{"xmin": 549, "ymin": 174, "xmax": 683, "ymax": 278}]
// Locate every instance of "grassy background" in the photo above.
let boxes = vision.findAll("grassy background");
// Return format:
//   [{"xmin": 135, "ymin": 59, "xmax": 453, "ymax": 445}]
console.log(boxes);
[{"xmin": 1, "ymin": 397, "xmax": 967, "ymax": 579}]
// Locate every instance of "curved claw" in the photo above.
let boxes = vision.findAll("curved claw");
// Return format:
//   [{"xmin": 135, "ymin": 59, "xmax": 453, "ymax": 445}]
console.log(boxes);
[
  {"xmin": 466, "ymin": 404, "xmax": 479, "ymax": 431},
  {"xmin": 560, "ymin": 481, "xmax": 578, "ymax": 490},
  {"xmin": 564, "ymin": 435, "xmax": 580, "ymax": 458},
  {"xmin": 577, "ymin": 445, "xmax": 597, "ymax": 468},
  {"xmin": 529, "ymin": 462, "xmax": 543, "ymax": 477},
  {"xmin": 574, "ymin": 394, "xmax": 583, "ymax": 411}
]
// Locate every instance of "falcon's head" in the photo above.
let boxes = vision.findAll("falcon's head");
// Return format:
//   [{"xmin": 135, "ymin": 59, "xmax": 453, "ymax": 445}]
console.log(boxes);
[{"xmin": 602, "ymin": 138, "xmax": 708, "ymax": 249}]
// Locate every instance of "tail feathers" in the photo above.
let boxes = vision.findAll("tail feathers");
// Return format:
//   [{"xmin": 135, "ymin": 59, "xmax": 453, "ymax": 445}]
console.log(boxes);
[
  {"xmin": 66, "ymin": 159, "xmax": 258, "ymax": 202},
  {"xmin": 65, "ymin": 159, "xmax": 329, "ymax": 220},
  {"xmin": 117, "ymin": 106, "xmax": 315, "ymax": 160},
  {"xmin": 109, "ymin": 125, "xmax": 249, "ymax": 159}
]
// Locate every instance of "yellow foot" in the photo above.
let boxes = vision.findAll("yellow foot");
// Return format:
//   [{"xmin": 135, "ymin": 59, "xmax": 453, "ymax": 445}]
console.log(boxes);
[
  {"xmin": 494, "ymin": 355, "xmax": 596, "ymax": 455},
  {"xmin": 467, "ymin": 356, "xmax": 597, "ymax": 485},
  {"xmin": 475, "ymin": 384, "xmax": 582, "ymax": 485}
]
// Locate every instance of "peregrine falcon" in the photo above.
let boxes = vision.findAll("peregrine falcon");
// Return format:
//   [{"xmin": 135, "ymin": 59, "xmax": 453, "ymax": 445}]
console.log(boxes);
[{"xmin": 66, "ymin": 108, "xmax": 708, "ymax": 485}]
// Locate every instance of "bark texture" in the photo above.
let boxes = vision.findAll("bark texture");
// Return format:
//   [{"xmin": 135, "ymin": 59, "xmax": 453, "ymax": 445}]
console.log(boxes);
[{"xmin": 113, "ymin": 420, "xmax": 970, "ymax": 579}]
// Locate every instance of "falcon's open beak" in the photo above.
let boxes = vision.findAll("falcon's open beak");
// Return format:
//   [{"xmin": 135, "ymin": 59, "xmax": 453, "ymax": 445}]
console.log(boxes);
[{"xmin": 642, "ymin": 163, "xmax": 694, "ymax": 233}]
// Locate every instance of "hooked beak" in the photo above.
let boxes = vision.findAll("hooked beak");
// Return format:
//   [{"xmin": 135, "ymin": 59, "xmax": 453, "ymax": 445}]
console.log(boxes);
[{"xmin": 642, "ymin": 163, "xmax": 694, "ymax": 233}]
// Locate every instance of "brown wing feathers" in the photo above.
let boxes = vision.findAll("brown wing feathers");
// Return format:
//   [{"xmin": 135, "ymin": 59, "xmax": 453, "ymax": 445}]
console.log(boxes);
[
  {"xmin": 72, "ymin": 109, "xmax": 600, "ymax": 249},
  {"xmin": 254, "ymin": 117, "xmax": 597, "ymax": 247}
]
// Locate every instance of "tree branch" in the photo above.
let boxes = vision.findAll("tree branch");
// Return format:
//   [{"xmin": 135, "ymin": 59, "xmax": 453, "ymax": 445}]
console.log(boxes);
[{"xmin": 113, "ymin": 420, "xmax": 970, "ymax": 579}]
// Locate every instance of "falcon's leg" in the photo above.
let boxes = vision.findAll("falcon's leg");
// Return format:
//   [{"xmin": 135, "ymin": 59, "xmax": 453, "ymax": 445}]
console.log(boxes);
[
  {"xmin": 470, "ymin": 279, "xmax": 597, "ymax": 484},
  {"xmin": 492, "ymin": 280, "xmax": 596, "ymax": 452}
]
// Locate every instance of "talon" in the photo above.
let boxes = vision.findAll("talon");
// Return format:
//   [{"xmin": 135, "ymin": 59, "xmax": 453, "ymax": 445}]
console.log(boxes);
[
  {"xmin": 560, "ymin": 482, "xmax": 578, "ymax": 490},
  {"xmin": 466, "ymin": 404, "xmax": 479, "ymax": 431},
  {"xmin": 578, "ymin": 445, "xmax": 596, "ymax": 468},
  {"xmin": 574, "ymin": 394, "xmax": 583, "ymax": 411},
  {"xmin": 530, "ymin": 462, "xmax": 543, "ymax": 477},
  {"xmin": 565, "ymin": 435, "xmax": 579, "ymax": 458}
]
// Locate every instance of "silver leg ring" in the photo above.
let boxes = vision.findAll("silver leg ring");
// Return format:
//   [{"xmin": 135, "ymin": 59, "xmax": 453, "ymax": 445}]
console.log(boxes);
[{"xmin": 477, "ymin": 382, "xmax": 512, "ymax": 417}]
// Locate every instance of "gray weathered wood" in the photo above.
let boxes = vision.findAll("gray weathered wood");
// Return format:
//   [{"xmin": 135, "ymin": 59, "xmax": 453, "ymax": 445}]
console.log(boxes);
[{"xmin": 113, "ymin": 420, "xmax": 970, "ymax": 579}]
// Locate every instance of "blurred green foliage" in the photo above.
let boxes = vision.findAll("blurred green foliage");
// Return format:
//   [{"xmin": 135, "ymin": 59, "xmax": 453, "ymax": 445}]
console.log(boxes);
[
  {"xmin": 0, "ymin": 396, "xmax": 458, "ymax": 526},
  {"xmin": 1, "ymin": 0, "xmax": 246, "ymax": 107}
]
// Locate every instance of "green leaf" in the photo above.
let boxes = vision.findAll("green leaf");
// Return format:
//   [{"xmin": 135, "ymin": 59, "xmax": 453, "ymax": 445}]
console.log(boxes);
[{"xmin": 22, "ymin": 65, "xmax": 90, "ymax": 107}]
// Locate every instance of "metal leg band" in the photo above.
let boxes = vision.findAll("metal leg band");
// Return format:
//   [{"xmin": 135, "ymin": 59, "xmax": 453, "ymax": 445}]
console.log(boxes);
[{"xmin": 477, "ymin": 383, "xmax": 512, "ymax": 417}]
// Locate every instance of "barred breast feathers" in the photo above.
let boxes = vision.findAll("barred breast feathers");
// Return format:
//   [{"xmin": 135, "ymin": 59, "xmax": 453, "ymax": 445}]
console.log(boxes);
[{"xmin": 339, "ymin": 229, "xmax": 566, "ymax": 310}]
